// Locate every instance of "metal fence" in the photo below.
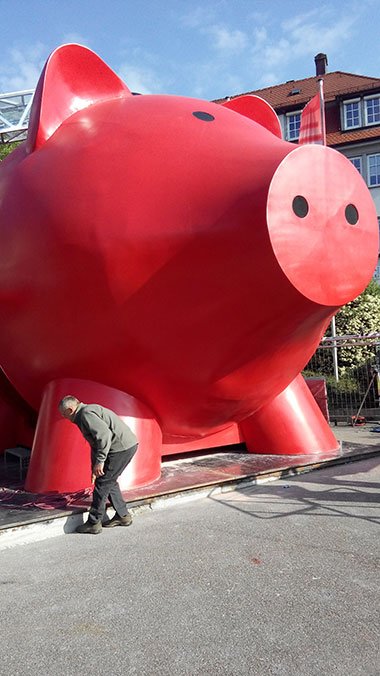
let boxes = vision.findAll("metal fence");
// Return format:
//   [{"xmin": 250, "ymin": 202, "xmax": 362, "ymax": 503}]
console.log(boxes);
[{"xmin": 303, "ymin": 334, "xmax": 380, "ymax": 423}]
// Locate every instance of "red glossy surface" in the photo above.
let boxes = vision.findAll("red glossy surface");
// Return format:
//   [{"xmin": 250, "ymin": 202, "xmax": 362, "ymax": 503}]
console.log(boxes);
[
  {"xmin": 240, "ymin": 374, "xmax": 338, "ymax": 454},
  {"xmin": 221, "ymin": 94, "xmax": 282, "ymax": 138},
  {"xmin": 0, "ymin": 45, "xmax": 378, "ymax": 492}
]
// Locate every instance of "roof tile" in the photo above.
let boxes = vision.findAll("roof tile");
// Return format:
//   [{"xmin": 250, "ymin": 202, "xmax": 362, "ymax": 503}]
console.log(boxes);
[
  {"xmin": 214, "ymin": 71, "xmax": 380, "ymax": 147},
  {"xmin": 214, "ymin": 71, "xmax": 380, "ymax": 110}
]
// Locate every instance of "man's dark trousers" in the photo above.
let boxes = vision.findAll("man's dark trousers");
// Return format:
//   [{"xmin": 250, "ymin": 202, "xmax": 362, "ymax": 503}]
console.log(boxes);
[{"xmin": 89, "ymin": 444, "xmax": 138, "ymax": 524}]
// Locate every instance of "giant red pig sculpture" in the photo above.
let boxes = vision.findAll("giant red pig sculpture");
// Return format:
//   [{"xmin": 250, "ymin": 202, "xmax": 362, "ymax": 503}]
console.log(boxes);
[{"xmin": 0, "ymin": 45, "xmax": 378, "ymax": 493}]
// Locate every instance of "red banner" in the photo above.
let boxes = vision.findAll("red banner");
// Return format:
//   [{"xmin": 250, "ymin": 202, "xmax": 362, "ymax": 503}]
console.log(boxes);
[{"xmin": 298, "ymin": 93, "xmax": 324, "ymax": 144}]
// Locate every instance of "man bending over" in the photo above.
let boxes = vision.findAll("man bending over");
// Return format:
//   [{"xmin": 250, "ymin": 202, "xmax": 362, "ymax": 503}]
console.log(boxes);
[{"xmin": 59, "ymin": 396, "xmax": 138, "ymax": 535}]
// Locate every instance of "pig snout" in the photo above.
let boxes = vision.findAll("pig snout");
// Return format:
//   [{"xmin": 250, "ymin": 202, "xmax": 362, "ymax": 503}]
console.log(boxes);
[{"xmin": 266, "ymin": 144, "xmax": 379, "ymax": 306}]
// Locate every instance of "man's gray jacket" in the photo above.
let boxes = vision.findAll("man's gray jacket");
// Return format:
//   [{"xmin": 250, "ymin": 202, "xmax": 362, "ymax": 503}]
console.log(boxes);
[{"xmin": 73, "ymin": 403, "xmax": 138, "ymax": 466}]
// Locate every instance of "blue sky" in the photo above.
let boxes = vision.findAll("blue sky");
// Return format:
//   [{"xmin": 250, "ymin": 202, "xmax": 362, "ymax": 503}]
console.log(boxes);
[{"xmin": 0, "ymin": 0, "xmax": 378, "ymax": 100}]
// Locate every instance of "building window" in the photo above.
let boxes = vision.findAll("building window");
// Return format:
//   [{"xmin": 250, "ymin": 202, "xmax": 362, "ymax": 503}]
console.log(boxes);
[
  {"xmin": 286, "ymin": 112, "xmax": 301, "ymax": 141},
  {"xmin": 349, "ymin": 157, "xmax": 362, "ymax": 175},
  {"xmin": 364, "ymin": 96, "xmax": 380, "ymax": 125},
  {"xmin": 343, "ymin": 99, "xmax": 361, "ymax": 129},
  {"xmin": 343, "ymin": 95, "xmax": 380, "ymax": 130},
  {"xmin": 368, "ymin": 154, "xmax": 380, "ymax": 186}
]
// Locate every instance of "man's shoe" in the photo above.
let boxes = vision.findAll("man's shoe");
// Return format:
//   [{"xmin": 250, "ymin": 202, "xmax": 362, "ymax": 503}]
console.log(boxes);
[
  {"xmin": 76, "ymin": 520, "xmax": 102, "ymax": 535},
  {"xmin": 103, "ymin": 513, "xmax": 133, "ymax": 528}
]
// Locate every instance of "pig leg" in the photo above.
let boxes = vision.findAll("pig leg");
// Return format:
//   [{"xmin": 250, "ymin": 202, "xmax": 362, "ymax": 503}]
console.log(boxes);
[
  {"xmin": 25, "ymin": 378, "xmax": 162, "ymax": 493},
  {"xmin": 239, "ymin": 374, "xmax": 339, "ymax": 456}
]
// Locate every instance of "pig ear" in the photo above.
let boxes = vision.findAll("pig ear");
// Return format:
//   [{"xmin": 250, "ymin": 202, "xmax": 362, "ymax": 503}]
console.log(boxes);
[
  {"xmin": 220, "ymin": 95, "xmax": 282, "ymax": 139},
  {"xmin": 26, "ymin": 44, "xmax": 131, "ymax": 152}
]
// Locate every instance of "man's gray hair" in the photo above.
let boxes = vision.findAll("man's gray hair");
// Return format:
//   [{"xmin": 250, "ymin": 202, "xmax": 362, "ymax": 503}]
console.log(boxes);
[{"xmin": 59, "ymin": 395, "xmax": 80, "ymax": 412}]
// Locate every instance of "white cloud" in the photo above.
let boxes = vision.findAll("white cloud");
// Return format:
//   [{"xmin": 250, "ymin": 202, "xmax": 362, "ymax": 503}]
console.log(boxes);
[
  {"xmin": 178, "ymin": 8, "xmax": 254, "ymax": 96},
  {"xmin": 181, "ymin": 6, "xmax": 216, "ymax": 29},
  {"xmin": 173, "ymin": 2, "xmax": 364, "ymax": 99},
  {"xmin": 253, "ymin": 26, "xmax": 268, "ymax": 47},
  {"xmin": 61, "ymin": 33, "xmax": 90, "ymax": 47},
  {"xmin": 222, "ymin": 72, "xmax": 247, "ymax": 95},
  {"xmin": 252, "ymin": 6, "xmax": 357, "ymax": 74},
  {"xmin": 283, "ymin": 8, "xmax": 355, "ymax": 59},
  {"xmin": 181, "ymin": 4, "xmax": 248, "ymax": 55},
  {"xmin": 257, "ymin": 72, "xmax": 282, "ymax": 88},
  {"xmin": 208, "ymin": 25, "xmax": 248, "ymax": 54},
  {"xmin": 0, "ymin": 43, "xmax": 47, "ymax": 93},
  {"xmin": 117, "ymin": 63, "xmax": 165, "ymax": 95}
]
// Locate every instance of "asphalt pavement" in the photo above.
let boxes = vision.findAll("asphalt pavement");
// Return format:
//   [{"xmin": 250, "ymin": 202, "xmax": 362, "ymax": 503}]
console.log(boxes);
[{"xmin": 0, "ymin": 456, "xmax": 379, "ymax": 676}]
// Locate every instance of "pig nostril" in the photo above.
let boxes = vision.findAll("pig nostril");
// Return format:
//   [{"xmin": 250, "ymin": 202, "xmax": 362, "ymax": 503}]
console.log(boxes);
[
  {"xmin": 345, "ymin": 204, "xmax": 359, "ymax": 225},
  {"xmin": 292, "ymin": 195, "xmax": 309, "ymax": 218}
]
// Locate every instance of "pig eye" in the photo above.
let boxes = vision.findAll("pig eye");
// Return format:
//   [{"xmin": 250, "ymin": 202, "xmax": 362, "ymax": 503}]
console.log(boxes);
[
  {"xmin": 192, "ymin": 111, "xmax": 215, "ymax": 122},
  {"xmin": 345, "ymin": 204, "xmax": 359, "ymax": 225},
  {"xmin": 292, "ymin": 195, "xmax": 309, "ymax": 218}
]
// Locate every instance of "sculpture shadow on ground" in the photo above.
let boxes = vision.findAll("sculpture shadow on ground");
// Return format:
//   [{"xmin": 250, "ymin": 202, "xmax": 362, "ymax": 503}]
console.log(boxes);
[{"xmin": 207, "ymin": 456, "xmax": 380, "ymax": 526}]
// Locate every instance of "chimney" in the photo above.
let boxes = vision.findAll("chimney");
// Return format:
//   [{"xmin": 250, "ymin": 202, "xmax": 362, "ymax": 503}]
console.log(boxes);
[{"xmin": 314, "ymin": 53, "xmax": 328, "ymax": 76}]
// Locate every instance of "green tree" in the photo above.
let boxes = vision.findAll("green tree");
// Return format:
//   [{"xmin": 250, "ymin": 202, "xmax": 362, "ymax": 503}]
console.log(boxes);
[
  {"xmin": 333, "ymin": 279, "xmax": 380, "ymax": 372},
  {"xmin": 304, "ymin": 278, "xmax": 380, "ymax": 379}
]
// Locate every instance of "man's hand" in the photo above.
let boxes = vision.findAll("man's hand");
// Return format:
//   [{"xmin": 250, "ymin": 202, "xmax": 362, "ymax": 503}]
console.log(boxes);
[{"xmin": 93, "ymin": 462, "xmax": 105, "ymax": 478}]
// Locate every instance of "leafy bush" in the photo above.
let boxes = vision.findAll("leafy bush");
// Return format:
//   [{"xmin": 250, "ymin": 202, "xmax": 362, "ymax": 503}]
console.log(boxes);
[
  {"xmin": 304, "ymin": 280, "xmax": 380, "ymax": 377},
  {"xmin": 333, "ymin": 280, "xmax": 380, "ymax": 372}
]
